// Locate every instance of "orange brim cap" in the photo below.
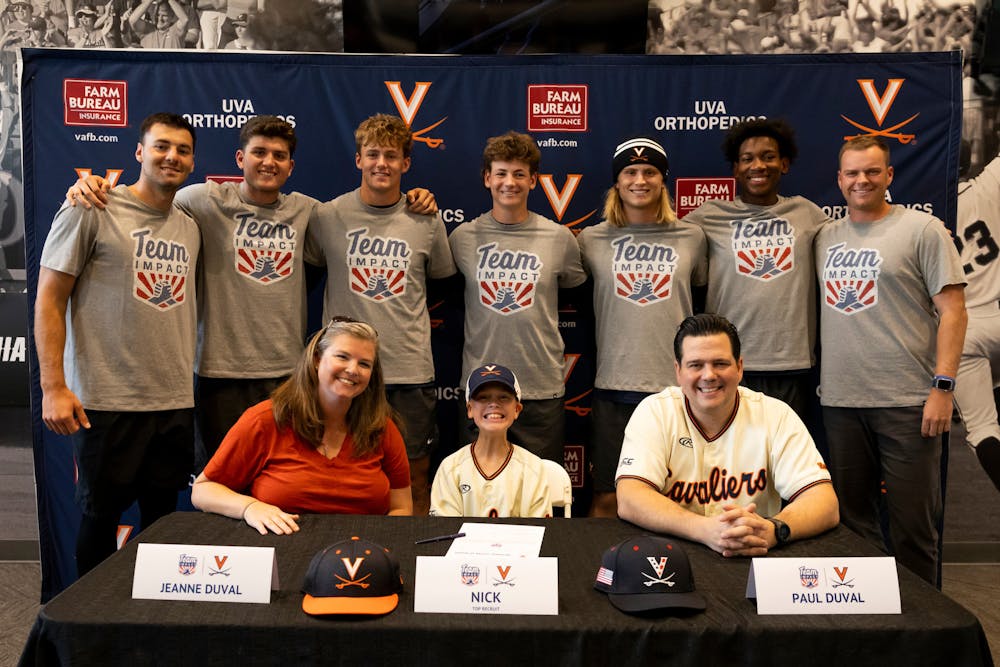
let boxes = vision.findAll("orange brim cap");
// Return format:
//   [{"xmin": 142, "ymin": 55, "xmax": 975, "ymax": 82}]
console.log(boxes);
[{"xmin": 302, "ymin": 591, "xmax": 399, "ymax": 616}]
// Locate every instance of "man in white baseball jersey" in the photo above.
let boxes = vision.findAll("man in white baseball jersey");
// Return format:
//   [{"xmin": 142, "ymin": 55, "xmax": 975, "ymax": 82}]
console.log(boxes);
[
  {"xmin": 615, "ymin": 314, "xmax": 838, "ymax": 557},
  {"xmin": 430, "ymin": 363, "xmax": 552, "ymax": 518},
  {"xmin": 954, "ymin": 146, "xmax": 1000, "ymax": 492}
]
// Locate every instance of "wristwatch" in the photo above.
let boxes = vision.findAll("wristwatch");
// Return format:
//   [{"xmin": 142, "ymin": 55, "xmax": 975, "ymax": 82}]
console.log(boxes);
[
  {"xmin": 767, "ymin": 517, "xmax": 791, "ymax": 546},
  {"xmin": 931, "ymin": 375, "xmax": 956, "ymax": 392}
]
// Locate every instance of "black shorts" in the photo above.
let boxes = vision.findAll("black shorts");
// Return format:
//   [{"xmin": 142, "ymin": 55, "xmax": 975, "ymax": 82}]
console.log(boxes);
[
  {"xmin": 73, "ymin": 409, "xmax": 195, "ymax": 516},
  {"xmin": 195, "ymin": 375, "xmax": 287, "ymax": 463},
  {"xmin": 589, "ymin": 393, "xmax": 647, "ymax": 493},
  {"xmin": 387, "ymin": 384, "xmax": 439, "ymax": 459}
]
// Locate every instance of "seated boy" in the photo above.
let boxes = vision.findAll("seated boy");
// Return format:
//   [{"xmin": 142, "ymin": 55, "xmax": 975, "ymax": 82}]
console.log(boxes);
[{"xmin": 430, "ymin": 364, "xmax": 552, "ymax": 517}]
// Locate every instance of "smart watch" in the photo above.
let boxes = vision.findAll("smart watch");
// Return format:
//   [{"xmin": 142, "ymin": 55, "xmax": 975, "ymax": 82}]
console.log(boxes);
[
  {"xmin": 931, "ymin": 375, "xmax": 956, "ymax": 392},
  {"xmin": 767, "ymin": 517, "xmax": 791, "ymax": 546}
]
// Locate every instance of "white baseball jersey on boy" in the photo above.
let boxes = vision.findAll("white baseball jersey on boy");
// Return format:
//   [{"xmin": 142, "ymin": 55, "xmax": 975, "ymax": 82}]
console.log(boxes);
[
  {"xmin": 449, "ymin": 211, "xmax": 586, "ymax": 399},
  {"xmin": 174, "ymin": 181, "xmax": 320, "ymax": 378},
  {"xmin": 614, "ymin": 386, "xmax": 831, "ymax": 518},
  {"xmin": 430, "ymin": 442, "xmax": 552, "ymax": 517}
]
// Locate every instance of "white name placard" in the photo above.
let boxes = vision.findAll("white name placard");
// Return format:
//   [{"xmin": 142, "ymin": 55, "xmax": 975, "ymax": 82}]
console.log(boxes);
[
  {"xmin": 133, "ymin": 543, "xmax": 278, "ymax": 604},
  {"xmin": 414, "ymin": 556, "xmax": 558, "ymax": 615},
  {"xmin": 747, "ymin": 556, "xmax": 900, "ymax": 614}
]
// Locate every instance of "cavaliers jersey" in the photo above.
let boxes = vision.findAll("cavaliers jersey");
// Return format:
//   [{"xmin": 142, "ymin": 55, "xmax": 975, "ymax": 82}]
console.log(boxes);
[{"xmin": 615, "ymin": 386, "xmax": 830, "ymax": 517}]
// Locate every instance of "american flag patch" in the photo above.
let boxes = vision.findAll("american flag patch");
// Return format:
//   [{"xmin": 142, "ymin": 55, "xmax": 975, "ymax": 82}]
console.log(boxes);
[{"xmin": 596, "ymin": 567, "xmax": 614, "ymax": 587}]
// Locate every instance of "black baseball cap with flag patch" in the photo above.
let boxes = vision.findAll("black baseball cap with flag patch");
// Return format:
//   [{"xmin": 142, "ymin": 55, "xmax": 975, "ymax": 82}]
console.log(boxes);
[
  {"xmin": 594, "ymin": 535, "xmax": 705, "ymax": 613},
  {"xmin": 301, "ymin": 536, "xmax": 403, "ymax": 615}
]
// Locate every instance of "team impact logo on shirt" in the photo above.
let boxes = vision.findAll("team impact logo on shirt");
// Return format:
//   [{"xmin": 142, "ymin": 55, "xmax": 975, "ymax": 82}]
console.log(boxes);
[
  {"xmin": 345, "ymin": 227, "xmax": 411, "ymax": 302},
  {"xmin": 233, "ymin": 213, "xmax": 296, "ymax": 284},
  {"xmin": 611, "ymin": 235, "xmax": 677, "ymax": 305},
  {"xmin": 131, "ymin": 228, "xmax": 192, "ymax": 311},
  {"xmin": 822, "ymin": 241, "xmax": 883, "ymax": 314},
  {"xmin": 730, "ymin": 216, "xmax": 795, "ymax": 281},
  {"xmin": 475, "ymin": 242, "xmax": 542, "ymax": 315}
]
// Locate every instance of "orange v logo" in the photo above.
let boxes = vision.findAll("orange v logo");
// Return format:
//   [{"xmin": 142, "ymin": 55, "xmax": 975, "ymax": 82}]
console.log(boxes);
[
  {"xmin": 538, "ymin": 174, "xmax": 582, "ymax": 222},
  {"xmin": 384, "ymin": 81, "xmax": 447, "ymax": 149},
  {"xmin": 834, "ymin": 566, "xmax": 849, "ymax": 581},
  {"xmin": 857, "ymin": 79, "xmax": 904, "ymax": 126},
  {"xmin": 214, "ymin": 556, "xmax": 228, "ymax": 569},
  {"xmin": 341, "ymin": 557, "xmax": 365, "ymax": 579},
  {"xmin": 385, "ymin": 81, "xmax": 432, "ymax": 126},
  {"xmin": 496, "ymin": 565, "xmax": 511, "ymax": 579}
]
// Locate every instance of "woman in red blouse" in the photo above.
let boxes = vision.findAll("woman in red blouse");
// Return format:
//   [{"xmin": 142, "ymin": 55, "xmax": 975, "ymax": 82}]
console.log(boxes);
[{"xmin": 192, "ymin": 318, "xmax": 412, "ymax": 534}]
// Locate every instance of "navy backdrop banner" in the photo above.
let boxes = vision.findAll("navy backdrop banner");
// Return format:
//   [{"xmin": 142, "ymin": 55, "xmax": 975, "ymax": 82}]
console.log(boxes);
[{"xmin": 21, "ymin": 49, "xmax": 961, "ymax": 597}]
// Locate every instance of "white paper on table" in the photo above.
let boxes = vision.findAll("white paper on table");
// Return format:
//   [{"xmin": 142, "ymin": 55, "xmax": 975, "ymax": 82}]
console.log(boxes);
[{"xmin": 444, "ymin": 522, "xmax": 545, "ymax": 558}]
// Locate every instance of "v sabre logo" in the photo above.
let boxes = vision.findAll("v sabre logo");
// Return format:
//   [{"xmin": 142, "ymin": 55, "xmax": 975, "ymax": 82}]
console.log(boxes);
[
  {"xmin": 646, "ymin": 556, "xmax": 668, "ymax": 577},
  {"xmin": 385, "ymin": 81, "xmax": 447, "ymax": 149},
  {"xmin": 74, "ymin": 167, "xmax": 124, "ymax": 187},
  {"xmin": 840, "ymin": 78, "xmax": 918, "ymax": 144},
  {"xmin": 341, "ymin": 557, "xmax": 365, "ymax": 579},
  {"xmin": 538, "ymin": 173, "xmax": 595, "ymax": 232},
  {"xmin": 832, "ymin": 566, "xmax": 855, "ymax": 588},
  {"xmin": 860, "ymin": 79, "xmax": 902, "ymax": 125}
]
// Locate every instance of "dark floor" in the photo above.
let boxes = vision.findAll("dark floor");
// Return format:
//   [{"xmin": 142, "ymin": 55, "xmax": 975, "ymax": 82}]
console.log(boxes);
[{"xmin": 1, "ymin": 404, "xmax": 997, "ymax": 666}]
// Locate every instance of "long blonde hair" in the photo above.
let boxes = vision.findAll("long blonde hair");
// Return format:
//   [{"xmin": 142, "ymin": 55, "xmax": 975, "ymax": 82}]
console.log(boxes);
[
  {"xmin": 270, "ymin": 318, "xmax": 394, "ymax": 457},
  {"xmin": 601, "ymin": 185, "xmax": 677, "ymax": 228}
]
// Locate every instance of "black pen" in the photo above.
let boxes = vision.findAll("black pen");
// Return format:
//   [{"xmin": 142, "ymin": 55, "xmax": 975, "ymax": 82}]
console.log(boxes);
[{"xmin": 415, "ymin": 532, "xmax": 466, "ymax": 545}]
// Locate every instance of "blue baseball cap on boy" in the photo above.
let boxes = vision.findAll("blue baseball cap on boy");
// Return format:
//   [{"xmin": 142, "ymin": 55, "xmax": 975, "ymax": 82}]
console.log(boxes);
[{"xmin": 465, "ymin": 364, "xmax": 521, "ymax": 401}]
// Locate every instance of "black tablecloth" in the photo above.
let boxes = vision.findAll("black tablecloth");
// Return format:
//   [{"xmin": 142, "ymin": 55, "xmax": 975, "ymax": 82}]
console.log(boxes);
[{"xmin": 19, "ymin": 513, "xmax": 994, "ymax": 666}]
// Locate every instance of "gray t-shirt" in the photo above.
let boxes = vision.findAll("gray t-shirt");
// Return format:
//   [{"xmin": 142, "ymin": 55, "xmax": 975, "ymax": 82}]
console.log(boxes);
[
  {"xmin": 174, "ymin": 181, "xmax": 320, "ymax": 378},
  {"xmin": 449, "ymin": 211, "xmax": 586, "ymax": 400},
  {"xmin": 577, "ymin": 220, "xmax": 708, "ymax": 392},
  {"xmin": 815, "ymin": 205, "xmax": 966, "ymax": 407},
  {"xmin": 310, "ymin": 189, "xmax": 456, "ymax": 385},
  {"xmin": 40, "ymin": 185, "xmax": 201, "ymax": 411},
  {"xmin": 684, "ymin": 195, "xmax": 828, "ymax": 370}
]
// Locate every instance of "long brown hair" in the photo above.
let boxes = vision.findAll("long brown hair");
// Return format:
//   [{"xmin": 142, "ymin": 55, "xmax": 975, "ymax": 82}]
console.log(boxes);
[{"xmin": 270, "ymin": 318, "xmax": 393, "ymax": 457}]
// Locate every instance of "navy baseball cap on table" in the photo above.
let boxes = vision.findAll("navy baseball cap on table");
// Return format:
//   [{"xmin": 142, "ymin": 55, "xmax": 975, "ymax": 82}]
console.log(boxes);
[
  {"xmin": 301, "ymin": 536, "xmax": 403, "ymax": 615},
  {"xmin": 595, "ymin": 535, "xmax": 706, "ymax": 613},
  {"xmin": 466, "ymin": 363, "xmax": 522, "ymax": 401}
]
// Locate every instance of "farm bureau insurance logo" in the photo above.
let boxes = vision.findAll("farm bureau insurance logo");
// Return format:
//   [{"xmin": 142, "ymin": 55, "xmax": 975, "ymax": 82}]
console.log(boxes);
[
  {"xmin": 841, "ymin": 78, "xmax": 918, "ymax": 144},
  {"xmin": 527, "ymin": 85, "xmax": 588, "ymax": 133},
  {"xmin": 64, "ymin": 79, "xmax": 127, "ymax": 127},
  {"xmin": 385, "ymin": 81, "xmax": 447, "ymax": 149}
]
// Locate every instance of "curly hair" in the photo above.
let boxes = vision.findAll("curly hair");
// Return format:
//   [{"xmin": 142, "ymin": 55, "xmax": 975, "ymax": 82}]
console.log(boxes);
[
  {"xmin": 355, "ymin": 114, "xmax": 413, "ymax": 158},
  {"xmin": 481, "ymin": 130, "xmax": 541, "ymax": 177},
  {"xmin": 721, "ymin": 118, "xmax": 797, "ymax": 165}
]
